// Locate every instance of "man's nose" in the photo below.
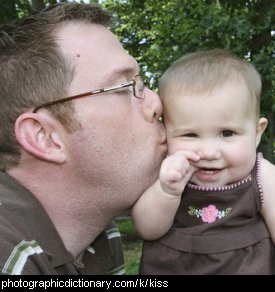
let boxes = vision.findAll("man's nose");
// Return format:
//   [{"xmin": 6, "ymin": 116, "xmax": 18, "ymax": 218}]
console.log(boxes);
[{"xmin": 141, "ymin": 87, "xmax": 163, "ymax": 123}]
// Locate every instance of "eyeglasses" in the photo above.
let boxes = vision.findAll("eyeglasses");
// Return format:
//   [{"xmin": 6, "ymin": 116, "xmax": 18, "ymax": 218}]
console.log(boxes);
[{"xmin": 32, "ymin": 74, "xmax": 145, "ymax": 113}]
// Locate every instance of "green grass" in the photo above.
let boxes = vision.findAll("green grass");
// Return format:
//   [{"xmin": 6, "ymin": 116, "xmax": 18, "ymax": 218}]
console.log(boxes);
[{"xmin": 115, "ymin": 217, "xmax": 142, "ymax": 275}]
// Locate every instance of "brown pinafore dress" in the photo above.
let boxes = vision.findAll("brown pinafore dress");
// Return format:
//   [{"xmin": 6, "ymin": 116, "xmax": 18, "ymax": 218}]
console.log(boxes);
[{"xmin": 140, "ymin": 154, "xmax": 275, "ymax": 275}]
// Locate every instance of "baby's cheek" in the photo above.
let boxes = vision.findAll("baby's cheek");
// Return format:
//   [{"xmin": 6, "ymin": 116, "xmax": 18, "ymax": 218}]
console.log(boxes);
[
  {"xmin": 228, "ymin": 148, "xmax": 256, "ymax": 176},
  {"xmin": 167, "ymin": 141, "xmax": 194, "ymax": 156}
]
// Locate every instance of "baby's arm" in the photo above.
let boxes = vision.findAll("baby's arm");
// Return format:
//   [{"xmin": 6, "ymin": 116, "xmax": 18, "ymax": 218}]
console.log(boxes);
[
  {"xmin": 260, "ymin": 157, "xmax": 275, "ymax": 244},
  {"xmin": 131, "ymin": 151, "xmax": 199, "ymax": 240}
]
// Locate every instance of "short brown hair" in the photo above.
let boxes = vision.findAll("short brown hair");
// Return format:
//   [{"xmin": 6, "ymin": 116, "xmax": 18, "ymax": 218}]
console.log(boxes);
[
  {"xmin": 0, "ymin": 3, "xmax": 112, "ymax": 170},
  {"xmin": 159, "ymin": 49, "xmax": 262, "ymax": 118}
]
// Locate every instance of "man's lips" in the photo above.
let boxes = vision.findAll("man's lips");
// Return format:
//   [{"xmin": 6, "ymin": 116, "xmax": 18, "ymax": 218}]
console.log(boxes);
[
  {"xmin": 159, "ymin": 124, "xmax": 167, "ymax": 144},
  {"xmin": 160, "ymin": 138, "xmax": 167, "ymax": 145},
  {"xmin": 160, "ymin": 139, "xmax": 168, "ymax": 154}
]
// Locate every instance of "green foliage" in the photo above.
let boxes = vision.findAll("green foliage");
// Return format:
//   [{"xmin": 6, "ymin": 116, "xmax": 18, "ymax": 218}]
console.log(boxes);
[
  {"xmin": 115, "ymin": 217, "xmax": 142, "ymax": 275},
  {"xmin": 123, "ymin": 240, "xmax": 142, "ymax": 275},
  {"xmin": 115, "ymin": 217, "xmax": 138, "ymax": 239},
  {"xmin": 102, "ymin": 0, "xmax": 274, "ymax": 85},
  {"xmin": 0, "ymin": 0, "xmax": 60, "ymax": 22}
]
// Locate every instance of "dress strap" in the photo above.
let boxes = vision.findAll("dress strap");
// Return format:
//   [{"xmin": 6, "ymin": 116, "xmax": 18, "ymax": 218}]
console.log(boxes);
[{"xmin": 251, "ymin": 152, "xmax": 264, "ymax": 211}]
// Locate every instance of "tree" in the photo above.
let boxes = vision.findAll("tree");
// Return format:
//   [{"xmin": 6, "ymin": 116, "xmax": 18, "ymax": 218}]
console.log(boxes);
[
  {"xmin": 31, "ymin": 0, "xmax": 46, "ymax": 12},
  {"xmin": 0, "ymin": 0, "xmax": 68, "ymax": 23},
  {"xmin": 102, "ymin": 0, "xmax": 274, "ymax": 161}
]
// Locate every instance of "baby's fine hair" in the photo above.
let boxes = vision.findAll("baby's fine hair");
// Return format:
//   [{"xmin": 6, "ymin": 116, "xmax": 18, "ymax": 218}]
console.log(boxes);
[{"xmin": 159, "ymin": 49, "xmax": 262, "ymax": 118}]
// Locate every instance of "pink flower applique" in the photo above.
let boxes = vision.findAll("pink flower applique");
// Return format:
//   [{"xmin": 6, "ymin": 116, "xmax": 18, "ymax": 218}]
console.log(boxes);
[
  {"xmin": 188, "ymin": 205, "xmax": 232, "ymax": 224},
  {"xmin": 201, "ymin": 205, "xmax": 219, "ymax": 223}
]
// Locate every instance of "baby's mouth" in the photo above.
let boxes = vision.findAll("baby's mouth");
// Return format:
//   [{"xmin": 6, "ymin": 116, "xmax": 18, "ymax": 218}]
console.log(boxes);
[
  {"xmin": 199, "ymin": 168, "xmax": 220, "ymax": 174},
  {"xmin": 194, "ymin": 168, "xmax": 224, "ymax": 180}
]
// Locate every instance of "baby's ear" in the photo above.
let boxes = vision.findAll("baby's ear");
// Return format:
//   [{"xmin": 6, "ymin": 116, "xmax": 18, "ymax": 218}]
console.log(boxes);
[
  {"xmin": 256, "ymin": 117, "xmax": 268, "ymax": 147},
  {"xmin": 14, "ymin": 112, "xmax": 67, "ymax": 164}
]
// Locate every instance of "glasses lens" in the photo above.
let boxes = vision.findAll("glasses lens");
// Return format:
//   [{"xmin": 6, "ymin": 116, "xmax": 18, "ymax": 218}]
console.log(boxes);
[{"xmin": 134, "ymin": 75, "xmax": 145, "ymax": 99}]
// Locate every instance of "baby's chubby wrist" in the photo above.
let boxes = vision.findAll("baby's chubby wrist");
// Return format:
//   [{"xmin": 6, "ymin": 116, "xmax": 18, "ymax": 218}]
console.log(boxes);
[{"xmin": 159, "ymin": 180, "xmax": 183, "ymax": 200}]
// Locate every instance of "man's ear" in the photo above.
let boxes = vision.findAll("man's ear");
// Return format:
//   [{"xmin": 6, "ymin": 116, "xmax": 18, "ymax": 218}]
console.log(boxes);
[
  {"xmin": 256, "ymin": 117, "xmax": 268, "ymax": 147},
  {"xmin": 15, "ymin": 112, "xmax": 67, "ymax": 164}
]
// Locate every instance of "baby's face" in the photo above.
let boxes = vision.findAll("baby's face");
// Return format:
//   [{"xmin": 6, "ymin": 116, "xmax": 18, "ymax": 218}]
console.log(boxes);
[{"xmin": 163, "ymin": 81, "xmax": 266, "ymax": 187}]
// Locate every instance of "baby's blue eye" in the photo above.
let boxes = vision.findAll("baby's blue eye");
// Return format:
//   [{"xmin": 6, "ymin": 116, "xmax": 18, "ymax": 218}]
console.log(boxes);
[{"xmin": 222, "ymin": 130, "xmax": 234, "ymax": 137}]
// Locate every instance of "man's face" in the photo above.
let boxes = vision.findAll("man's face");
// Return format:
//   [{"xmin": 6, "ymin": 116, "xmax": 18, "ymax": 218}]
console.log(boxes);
[{"xmin": 56, "ymin": 23, "xmax": 167, "ymax": 210}]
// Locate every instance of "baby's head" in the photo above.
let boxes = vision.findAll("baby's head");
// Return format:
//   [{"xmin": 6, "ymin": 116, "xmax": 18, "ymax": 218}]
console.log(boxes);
[
  {"xmin": 159, "ymin": 49, "xmax": 268, "ymax": 186},
  {"xmin": 160, "ymin": 49, "xmax": 262, "ymax": 121}
]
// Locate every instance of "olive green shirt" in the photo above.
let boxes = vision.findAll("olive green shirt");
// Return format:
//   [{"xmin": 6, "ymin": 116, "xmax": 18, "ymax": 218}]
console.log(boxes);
[{"xmin": 0, "ymin": 171, "xmax": 125, "ymax": 275}]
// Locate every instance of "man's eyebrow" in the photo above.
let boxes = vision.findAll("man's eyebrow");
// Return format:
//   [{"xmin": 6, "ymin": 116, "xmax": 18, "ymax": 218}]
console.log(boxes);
[{"xmin": 103, "ymin": 68, "xmax": 140, "ymax": 84}]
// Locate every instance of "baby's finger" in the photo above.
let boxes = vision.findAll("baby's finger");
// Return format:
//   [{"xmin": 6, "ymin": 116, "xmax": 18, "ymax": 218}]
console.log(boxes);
[
  {"xmin": 174, "ymin": 151, "xmax": 200, "ymax": 162},
  {"xmin": 180, "ymin": 165, "xmax": 198, "ymax": 185}
]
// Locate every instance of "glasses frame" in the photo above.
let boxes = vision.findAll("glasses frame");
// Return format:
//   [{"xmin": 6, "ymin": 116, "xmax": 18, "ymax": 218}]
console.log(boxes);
[{"xmin": 32, "ymin": 74, "xmax": 144, "ymax": 113}]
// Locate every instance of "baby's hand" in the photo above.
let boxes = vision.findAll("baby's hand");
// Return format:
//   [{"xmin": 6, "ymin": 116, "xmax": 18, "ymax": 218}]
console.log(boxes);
[{"xmin": 159, "ymin": 151, "xmax": 200, "ymax": 196}]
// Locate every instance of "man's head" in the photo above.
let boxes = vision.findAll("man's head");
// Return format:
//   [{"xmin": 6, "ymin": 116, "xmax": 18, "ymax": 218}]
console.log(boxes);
[
  {"xmin": 1, "ymin": 3, "xmax": 166, "ymax": 212},
  {"xmin": 0, "ymin": 3, "xmax": 111, "ymax": 170}
]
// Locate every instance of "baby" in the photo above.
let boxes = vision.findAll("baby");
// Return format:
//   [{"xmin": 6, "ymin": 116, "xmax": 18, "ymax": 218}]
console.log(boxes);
[{"xmin": 132, "ymin": 49, "xmax": 275, "ymax": 274}]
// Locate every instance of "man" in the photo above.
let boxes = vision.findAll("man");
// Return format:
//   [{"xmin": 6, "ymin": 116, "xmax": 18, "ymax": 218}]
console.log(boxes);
[{"xmin": 0, "ymin": 3, "xmax": 167, "ymax": 275}]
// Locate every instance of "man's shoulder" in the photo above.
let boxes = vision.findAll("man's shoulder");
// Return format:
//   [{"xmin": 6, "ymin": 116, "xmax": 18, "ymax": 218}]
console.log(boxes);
[
  {"xmin": 0, "ymin": 217, "xmax": 33, "ymax": 275},
  {"xmin": 83, "ymin": 221, "xmax": 126, "ymax": 275}
]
